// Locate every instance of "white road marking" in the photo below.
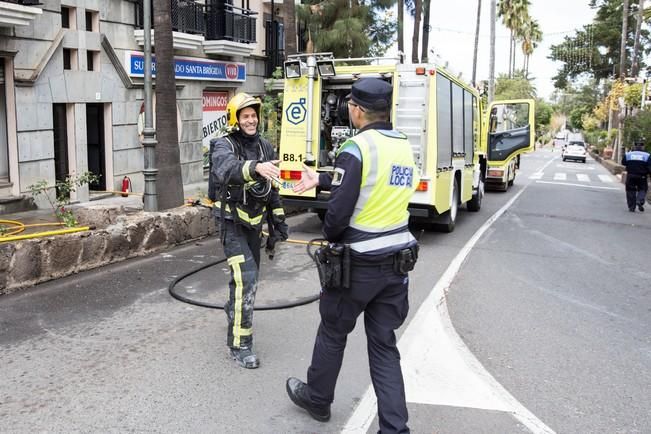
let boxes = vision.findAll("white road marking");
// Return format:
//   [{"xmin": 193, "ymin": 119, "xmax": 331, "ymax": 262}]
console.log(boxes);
[
  {"xmin": 598, "ymin": 174, "xmax": 614, "ymax": 183},
  {"xmin": 576, "ymin": 174, "xmax": 590, "ymax": 182},
  {"xmin": 557, "ymin": 163, "xmax": 594, "ymax": 170},
  {"xmin": 536, "ymin": 180, "xmax": 618, "ymax": 190},
  {"xmin": 553, "ymin": 172, "xmax": 567, "ymax": 181},
  {"xmin": 342, "ymin": 189, "xmax": 556, "ymax": 434},
  {"xmin": 529, "ymin": 172, "xmax": 544, "ymax": 180}
]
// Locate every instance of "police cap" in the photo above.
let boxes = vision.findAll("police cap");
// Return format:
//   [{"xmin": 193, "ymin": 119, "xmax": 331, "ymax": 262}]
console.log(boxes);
[
  {"xmin": 634, "ymin": 138, "xmax": 645, "ymax": 148},
  {"xmin": 347, "ymin": 78, "xmax": 392, "ymax": 111}
]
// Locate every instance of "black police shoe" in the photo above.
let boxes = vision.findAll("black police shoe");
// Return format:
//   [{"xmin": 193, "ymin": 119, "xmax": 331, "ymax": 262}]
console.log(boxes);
[
  {"xmin": 629, "ymin": 207, "xmax": 636, "ymax": 212},
  {"xmin": 286, "ymin": 377, "xmax": 331, "ymax": 422},
  {"xmin": 230, "ymin": 346, "xmax": 259, "ymax": 369},
  {"xmin": 639, "ymin": 204, "xmax": 645, "ymax": 212}
]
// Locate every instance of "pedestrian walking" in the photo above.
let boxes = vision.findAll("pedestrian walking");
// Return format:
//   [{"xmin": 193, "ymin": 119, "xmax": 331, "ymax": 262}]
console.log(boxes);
[
  {"xmin": 209, "ymin": 93, "xmax": 288, "ymax": 368},
  {"xmin": 286, "ymin": 77, "xmax": 419, "ymax": 433},
  {"xmin": 621, "ymin": 140, "xmax": 651, "ymax": 212}
]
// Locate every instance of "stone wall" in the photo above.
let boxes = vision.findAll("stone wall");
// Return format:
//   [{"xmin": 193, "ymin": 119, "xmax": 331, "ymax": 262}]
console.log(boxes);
[{"xmin": 0, "ymin": 205, "xmax": 215, "ymax": 295}]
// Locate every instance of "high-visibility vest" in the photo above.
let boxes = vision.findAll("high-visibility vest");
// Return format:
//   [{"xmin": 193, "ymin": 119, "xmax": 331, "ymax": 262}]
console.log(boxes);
[{"xmin": 337, "ymin": 129, "xmax": 419, "ymax": 253}]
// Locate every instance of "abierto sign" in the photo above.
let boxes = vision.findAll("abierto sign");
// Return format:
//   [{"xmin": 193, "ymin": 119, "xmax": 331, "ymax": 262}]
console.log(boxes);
[
  {"xmin": 125, "ymin": 52, "xmax": 246, "ymax": 82},
  {"xmin": 202, "ymin": 91, "xmax": 229, "ymax": 147}
]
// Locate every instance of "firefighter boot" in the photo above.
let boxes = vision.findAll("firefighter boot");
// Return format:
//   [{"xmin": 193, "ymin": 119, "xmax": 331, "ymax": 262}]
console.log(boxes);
[
  {"xmin": 230, "ymin": 346, "xmax": 259, "ymax": 369},
  {"xmin": 286, "ymin": 377, "xmax": 331, "ymax": 422}
]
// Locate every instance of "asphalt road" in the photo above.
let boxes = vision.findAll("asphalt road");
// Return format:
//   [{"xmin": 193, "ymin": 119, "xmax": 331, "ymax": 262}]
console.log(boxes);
[
  {"xmin": 447, "ymin": 150, "xmax": 651, "ymax": 434},
  {"xmin": 1, "ymin": 149, "xmax": 649, "ymax": 433}
]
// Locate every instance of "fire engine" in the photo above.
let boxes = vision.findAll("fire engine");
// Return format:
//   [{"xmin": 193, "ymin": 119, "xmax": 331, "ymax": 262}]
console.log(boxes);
[{"xmin": 277, "ymin": 53, "xmax": 534, "ymax": 232}]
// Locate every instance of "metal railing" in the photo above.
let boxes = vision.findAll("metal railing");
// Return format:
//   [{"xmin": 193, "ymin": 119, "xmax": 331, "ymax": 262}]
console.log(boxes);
[
  {"xmin": 205, "ymin": 2, "xmax": 256, "ymax": 44},
  {"xmin": 171, "ymin": 0, "xmax": 205, "ymax": 35},
  {"xmin": 135, "ymin": 0, "xmax": 256, "ymax": 43},
  {"xmin": 3, "ymin": 0, "xmax": 41, "ymax": 5}
]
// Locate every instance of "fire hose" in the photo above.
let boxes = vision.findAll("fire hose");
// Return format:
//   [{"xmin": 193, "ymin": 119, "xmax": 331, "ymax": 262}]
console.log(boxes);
[{"xmin": 169, "ymin": 199, "xmax": 326, "ymax": 310}]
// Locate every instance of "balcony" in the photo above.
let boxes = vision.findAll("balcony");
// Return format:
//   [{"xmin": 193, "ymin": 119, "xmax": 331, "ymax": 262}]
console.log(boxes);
[
  {"xmin": 203, "ymin": 2, "xmax": 257, "ymax": 56},
  {"xmin": 134, "ymin": 0, "xmax": 257, "ymax": 57},
  {"xmin": 0, "ymin": 0, "xmax": 42, "ymax": 27}
]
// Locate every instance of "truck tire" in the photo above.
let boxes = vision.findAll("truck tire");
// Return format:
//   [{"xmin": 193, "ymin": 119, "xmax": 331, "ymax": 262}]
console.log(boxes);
[
  {"xmin": 500, "ymin": 168, "xmax": 510, "ymax": 191},
  {"xmin": 436, "ymin": 178, "xmax": 459, "ymax": 233},
  {"xmin": 508, "ymin": 170, "xmax": 515, "ymax": 187},
  {"xmin": 467, "ymin": 176, "xmax": 483, "ymax": 212}
]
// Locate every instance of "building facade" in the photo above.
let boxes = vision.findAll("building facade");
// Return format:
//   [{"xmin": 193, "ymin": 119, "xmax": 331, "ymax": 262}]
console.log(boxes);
[{"xmin": 0, "ymin": 0, "xmax": 286, "ymax": 210}]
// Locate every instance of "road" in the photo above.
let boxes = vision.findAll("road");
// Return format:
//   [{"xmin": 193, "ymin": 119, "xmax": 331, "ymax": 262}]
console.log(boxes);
[{"xmin": 1, "ymin": 149, "xmax": 649, "ymax": 433}]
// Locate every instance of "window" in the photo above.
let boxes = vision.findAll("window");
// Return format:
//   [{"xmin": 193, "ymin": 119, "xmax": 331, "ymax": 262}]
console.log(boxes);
[
  {"xmin": 87, "ymin": 50, "xmax": 100, "ymax": 72},
  {"xmin": 85, "ymin": 10, "xmax": 99, "ymax": 32},
  {"xmin": 61, "ymin": 6, "xmax": 70, "ymax": 28},
  {"xmin": 61, "ymin": 6, "xmax": 76, "ymax": 30},
  {"xmin": 63, "ymin": 48, "xmax": 78, "ymax": 71},
  {"xmin": 436, "ymin": 74, "xmax": 452, "ymax": 169},
  {"xmin": 463, "ymin": 91, "xmax": 475, "ymax": 164},
  {"xmin": 451, "ymin": 83, "xmax": 464, "ymax": 154}
]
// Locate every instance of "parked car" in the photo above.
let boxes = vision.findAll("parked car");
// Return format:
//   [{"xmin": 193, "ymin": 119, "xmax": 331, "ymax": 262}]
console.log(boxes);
[{"xmin": 562, "ymin": 140, "xmax": 587, "ymax": 163}]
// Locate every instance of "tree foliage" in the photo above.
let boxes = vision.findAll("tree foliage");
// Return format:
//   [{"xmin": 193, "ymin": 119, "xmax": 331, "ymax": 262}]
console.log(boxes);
[
  {"xmin": 494, "ymin": 70, "xmax": 537, "ymax": 100},
  {"xmin": 535, "ymin": 98, "xmax": 553, "ymax": 138},
  {"xmin": 622, "ymin": 109, "xmax": 651, "ymax": 151},
  {"xmin": 549, "ymin": 0, "xmax": 651, "ymax": 89},
  {"xmin": 297, "ymin": 0, "xmax": 396, "ymax": 57}
]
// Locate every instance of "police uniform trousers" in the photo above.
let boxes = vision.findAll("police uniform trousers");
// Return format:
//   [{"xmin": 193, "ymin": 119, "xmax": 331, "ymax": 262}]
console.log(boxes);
[
  {"xmin": 220, "ymin": 219, "xmax": 261, "ymax": 349},
  {"xmin": 625, "ymin": 175, "xmax": 649, "ymax": 210},
  {"xmin": 307, "ymin": 259, "xmax": 410, "ymax": 434}
]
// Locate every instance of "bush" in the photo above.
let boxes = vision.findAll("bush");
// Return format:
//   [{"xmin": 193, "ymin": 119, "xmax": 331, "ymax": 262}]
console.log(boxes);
[{"xmin": 622, "ymin": 110, "xmax": 651, "ymax": 152}]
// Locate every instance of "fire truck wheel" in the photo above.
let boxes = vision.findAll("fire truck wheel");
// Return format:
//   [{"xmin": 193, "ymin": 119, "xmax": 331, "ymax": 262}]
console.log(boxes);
[{"xmin": 436, "ymin": 178, "xmax": 459, "ymax": 233}]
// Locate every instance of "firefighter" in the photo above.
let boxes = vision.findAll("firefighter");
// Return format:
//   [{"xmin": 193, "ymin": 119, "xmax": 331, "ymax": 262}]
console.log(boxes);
[
  {"xmin": 286, "ymin": 78, "xmax": 419, "ymax": 433},
  {"xmin": 622, "ymin": 140, "xmax": 651, "ymax": 212},
  {"xmin": 209, "ymin": 92, "xmax": 288, "ymax": 369}
]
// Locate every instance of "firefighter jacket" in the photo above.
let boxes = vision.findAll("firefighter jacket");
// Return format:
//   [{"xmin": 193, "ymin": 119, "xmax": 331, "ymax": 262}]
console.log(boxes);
[
  {"xmin": 318, "ymin": 121, "xmax": 419, "ymax": 259},
  {"xmin": 210, "ymin": 130, "xmax": 285, "ymax": 231},
  {"xmin": 622, "ymin": 150, "xmax": 651, "ymax": 177}
]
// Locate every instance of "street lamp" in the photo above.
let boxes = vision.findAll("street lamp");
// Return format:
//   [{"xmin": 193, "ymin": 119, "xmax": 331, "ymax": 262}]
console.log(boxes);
[{"xmin": 142, "ymin": 0, "xmax": 158, "ymax": 211}]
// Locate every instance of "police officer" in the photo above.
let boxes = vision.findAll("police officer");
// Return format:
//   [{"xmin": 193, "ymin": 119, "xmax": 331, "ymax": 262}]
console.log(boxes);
[
  {"xmin": 285, "ymin": 78, "xmax": 418, "ymax": 433},
  {"xmin": 621, "ymin": 140, "xmax": 651, "ymax": 212},
  {"xmin": 210, "ymin": 93, "xmax": 288, "ymax": 368}
]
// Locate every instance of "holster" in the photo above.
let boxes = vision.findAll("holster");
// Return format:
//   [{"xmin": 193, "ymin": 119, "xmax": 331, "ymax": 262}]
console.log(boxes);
[
  {"xmin": 394, "ymin": 244, "xmax": 419, "ymax": 275},
  {"xmin": 314, "ymin": 243, "xmax": 351, "ymax": 290}
]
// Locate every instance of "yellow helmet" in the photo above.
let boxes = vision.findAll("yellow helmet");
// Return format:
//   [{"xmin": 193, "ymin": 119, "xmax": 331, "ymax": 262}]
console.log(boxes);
[{"xmin": 226, "ymin": 92, "xmax": 262, "ymax": 129}]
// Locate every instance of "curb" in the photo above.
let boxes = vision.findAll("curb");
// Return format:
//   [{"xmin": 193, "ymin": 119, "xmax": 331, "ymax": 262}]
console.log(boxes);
[{"xmin": 0, "ymin": 205, "xmax": 216, "ymax": 295}]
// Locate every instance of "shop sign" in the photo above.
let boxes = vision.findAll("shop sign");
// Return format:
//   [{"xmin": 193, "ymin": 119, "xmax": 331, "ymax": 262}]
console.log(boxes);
[
  {"xmin": 125, "ymin": 52, "xmax": 246, "ymax": 82},
  {"xmin": 202, "ymin": 91, "xmax": 229, "ymax": 148}
]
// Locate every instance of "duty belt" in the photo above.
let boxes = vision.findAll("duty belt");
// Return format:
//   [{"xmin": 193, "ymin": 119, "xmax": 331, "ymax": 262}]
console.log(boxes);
[{"xmin": 347, "ymin": 231, "xmax": 415, "ymax": 253}]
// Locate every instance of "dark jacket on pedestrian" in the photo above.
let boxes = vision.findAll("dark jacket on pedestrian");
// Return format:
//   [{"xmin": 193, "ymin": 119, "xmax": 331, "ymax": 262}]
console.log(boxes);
[
  {"xmin": 209, "ymin": 130, "xmax": 285, "ymax": 232},
  {"xmin": 622, "ymin": 149, "xmax": 651, "ymax": 177}
]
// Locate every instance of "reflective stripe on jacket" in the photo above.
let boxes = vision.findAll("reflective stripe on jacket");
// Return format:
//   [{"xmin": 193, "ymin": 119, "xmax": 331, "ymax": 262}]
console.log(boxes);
[{"xmin": 337, "ymin": 129, "xmax": 419, "ymax": 254}]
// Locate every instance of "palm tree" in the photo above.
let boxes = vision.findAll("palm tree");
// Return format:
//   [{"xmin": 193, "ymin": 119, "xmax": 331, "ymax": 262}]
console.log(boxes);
[
  {"xmin": 520, "ymin": 18, "xmax": 542, "ymax": 76},
  {"xmin": 153, "ymin": 0, "xmax": 184, "ymax": 210},
  {"xmin": 472, "ymin": 0, "xmax": 482, "ymax": 86},
  {"xmin": 411, "ymin": 0, "xmax": 422, "ymax": 63},
  {"xmin": 489, "ymin": 0, "xmax": 496, "ymax": 102},
  {"xmin": 632, "ymin": 0, "xmax": 645, "ymax": 76},
  {"xmin": 398, "ymin": 0, "xmax": 404, "ymax": 61},
  {"xmin": 498, "ymin": 0, "xmax": 529, "ymax": 77},
  {"xmin": 420, "ymin": 0, "xmax": 431, "ymax": 63},
  {"xmin": 284, "ymin": 0, "xmax": 298, "ymax": 56},
  {"xmin": 620, "ymin": 0, "xmax": 630, "ymax": 80}
]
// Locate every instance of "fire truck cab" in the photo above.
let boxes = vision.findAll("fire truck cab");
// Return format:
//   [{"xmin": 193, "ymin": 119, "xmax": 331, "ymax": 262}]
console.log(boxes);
[{"xmin": 277, "ymin": 54, "xmax": 534, "ymax": 232}]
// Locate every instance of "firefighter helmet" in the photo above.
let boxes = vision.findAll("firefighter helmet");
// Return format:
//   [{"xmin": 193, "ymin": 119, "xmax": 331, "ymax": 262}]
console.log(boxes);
[{"xmin": 226, "ymin": 93, "xmax": 262, "ymax": 129}]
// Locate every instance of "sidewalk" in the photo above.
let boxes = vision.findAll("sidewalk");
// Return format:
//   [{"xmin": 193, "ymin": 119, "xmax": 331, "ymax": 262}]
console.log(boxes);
[
  {"xmin": 0, "ymin": 180, "xmax": 210, "ymax": 236},
  {"xmin": 0, "ymin": 180, "xmax": 214, "ymax": 295}
]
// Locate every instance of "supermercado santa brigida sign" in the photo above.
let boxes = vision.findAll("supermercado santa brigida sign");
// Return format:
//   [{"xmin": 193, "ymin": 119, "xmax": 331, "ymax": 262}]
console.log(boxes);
[{"xmin": 125, "ymin": 52, "xmax": 245, "ymax": 82}]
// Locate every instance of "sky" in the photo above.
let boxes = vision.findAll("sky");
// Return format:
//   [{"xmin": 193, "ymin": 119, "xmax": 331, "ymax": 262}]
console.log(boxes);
[{"xmin": 388, "ymin": 0, "xmax": 597, "ymax": 99}]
